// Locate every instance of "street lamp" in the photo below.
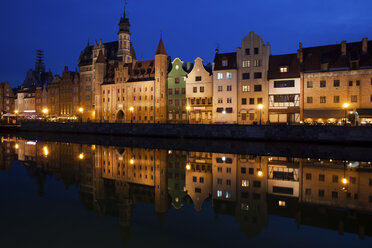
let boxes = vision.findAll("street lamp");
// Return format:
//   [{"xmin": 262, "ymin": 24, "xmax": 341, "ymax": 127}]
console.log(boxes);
[
  {"xmin": 186, "ymin": 105, "xmax": 191, "ymax": 124},
  {"xmin": 78, "ymin": 107, "xmax": 84, "ymax": 122},
  {"xmin": 343, "ymin": 103, "xmax": 349, "ymax": 126},
  {"xmin": 43, "ymin": 146, "xmax": 49, "ymax": 157},
  {"xmin": 14, "ymin": 110, "xmax": 19, "ymax": 123},
  {"xmin": 129, "ymin": 106, "xmax": 134, "ymax": 124},
  {"xmin": 42, "ymin": 108, "xmax": 49, "ymax": 122},
  {"xmin": 78, "ymin": 153, "xmax": 84, "ymax": 160},
  {"xmin": 185, "ymin": 163, "xmax": 191, "ymax": 171},
  {"xmin": 257, "ymin": 104, "xmax": 264, "ymax": 125},
  {"xmin": 257, "ymin": 170, "xmax": 263, "ymax": 177}
]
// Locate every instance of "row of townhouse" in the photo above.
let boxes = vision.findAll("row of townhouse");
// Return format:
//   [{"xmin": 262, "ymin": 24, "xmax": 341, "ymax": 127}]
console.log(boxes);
[{"xmin": 183, "ymin": 33, "xmax": 372, "ymax": 125}]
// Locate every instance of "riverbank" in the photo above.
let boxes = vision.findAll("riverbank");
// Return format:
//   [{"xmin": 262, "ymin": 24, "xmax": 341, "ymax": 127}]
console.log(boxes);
[{"xmin": 1, "ymin": 121, "xmax": 372, "ymax": 144}]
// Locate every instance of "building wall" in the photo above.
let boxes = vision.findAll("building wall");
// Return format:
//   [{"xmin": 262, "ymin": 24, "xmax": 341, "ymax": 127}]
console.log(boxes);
[
  {"xmin": 212, "ymin": 69, "xmax": 238, "ymax": 124},
  {"xmin": 268, "ymin": 78, "xmax": 301, "ymax": 123},
  {"xmin": 186, "ymin": 57, "xmax": 213, "ymax": 124},
  {"xmin": 0, "ymin": 82, "xmax": 15, "ymax": 115},
  {"xmin": 167, "ymin": 58, "xmax": 188, "ymax": 124},
  {"xmin": 237, "ymin": 32, "xmax": 270, "ymax": 125}
]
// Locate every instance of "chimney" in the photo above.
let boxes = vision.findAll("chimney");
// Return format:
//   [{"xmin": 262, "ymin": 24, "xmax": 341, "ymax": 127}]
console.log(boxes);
[
  {"xmin": 341, "ymin": 40, "xmax": 347, "ymax": 56},
  {"xmin": 215, "ymin": 48, "xmax": 219, "ymax": 54},
  {"xmin": 362, "ymin": 37, "xmax": 368, "ymax": 53}
]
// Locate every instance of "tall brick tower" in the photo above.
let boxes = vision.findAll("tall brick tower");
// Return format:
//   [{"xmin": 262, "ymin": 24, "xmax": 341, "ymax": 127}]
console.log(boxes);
[
  {"xmin": 94, "ymin": 50, "xmax": 106, "ymax": 121},
  {"xmin": 154, "ymin": 39, "xmax": 168, "ymax": 124},
  {"xmin": 118, "ymin": 7, "xmax": 132, "ymax": 63}
]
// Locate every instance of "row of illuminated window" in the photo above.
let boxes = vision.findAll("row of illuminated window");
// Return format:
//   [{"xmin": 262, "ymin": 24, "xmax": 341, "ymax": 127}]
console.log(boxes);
[
  {"xmin": 306, "ymin": 95, "xmax": 370, "ymax": 104},
  {"xmin": 103, "ymin": 87, "xmax": 154, "ymax": 95},
  {"xmin": 307, "ymin": 80, "xmax": 364, "ymax": 88},
  {"xmin": 305, "ymin": 173, "xmax": 358, "ymax": 184},
  {"xmin": 241, "ymin": 97, "xmax": 263, "ymax": 105},
  {"xmin": 242, "ymin": 72, "xmax": 262, "ymax": 79},
  {"xmin": 168, "ymin": 88, "xmax": 186, "ymax": 95},
  {"xmin": 305, "ymin": 189, "xmax": 372, "ymax": 202},
  {"xmin": 103, "ymin": 95, "xmax": 155, "ymax": 103},
  {"xmin": 216, "ymin": 190, "xmax": 232, "ymax": 199},
  {"xmin": 242, "ymin": 59, "xmax": 261, "ymax": 68},
  {"xmin": 217, "ymin": 72, "xmax": 233, "ymax": 79},
  {"xmin": 217, "ymin": 98, "xmax": 232, "ymax": 104},
  {"xmin": 168, "ymin": 99, "xmax": 186, "ymax": 106}
]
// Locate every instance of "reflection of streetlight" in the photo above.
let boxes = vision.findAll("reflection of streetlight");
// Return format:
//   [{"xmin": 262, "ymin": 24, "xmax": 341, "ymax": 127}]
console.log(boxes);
[
  {"xmin": 15, "ymin": 144, "xmax": 19, "ymax": 149},
  {"xmin": 186, "ymin": 163, "xmax": 191, "ymax": 171},
  {"xmin": 42, "ymin": 108, "xmax": 49, "ymax": 122},
  {"xmin": 343, "ymin": 103, "xmax": 349, "ymax": 126},
  {"xmin": 258, "ymin": 104, "xmax": 263, "ymax": 125},
  {"xmin": 78, "ymin": 153, "xmax": 84, "ymax": 160},
  {"xmin": 186, "ymin": 105, "xmax": 191, "ymax": 124},
  {"xmin": 43, "ymin": 146, "xmax": 49, "ymax": 157},
  {"xmin": 130, "ymin": 158, "xmax": 135, "ymax": 165},
  {"xmin": 129, "ymin": 107, "xmax": 134, "ymax": 124}
]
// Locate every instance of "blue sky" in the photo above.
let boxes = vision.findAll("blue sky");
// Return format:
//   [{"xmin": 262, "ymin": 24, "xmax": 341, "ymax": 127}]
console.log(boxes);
[{"xmin": 1, "ymin": 0, "xmax": 372, "ymax": 87}]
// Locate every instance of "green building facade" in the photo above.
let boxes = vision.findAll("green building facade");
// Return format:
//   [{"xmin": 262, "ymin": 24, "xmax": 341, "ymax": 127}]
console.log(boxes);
[{"xmin": 167, "ymin": 58, "xmax": 190, "ymax": 124}]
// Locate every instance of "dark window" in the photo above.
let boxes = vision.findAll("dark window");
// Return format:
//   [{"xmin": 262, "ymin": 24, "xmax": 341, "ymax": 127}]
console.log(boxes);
[
  {"xmin": 253, "ymin": 193, "xmax": 261, "ymax": 200},
  {"xmin": 254, "ymin": 72, "xmax": 262, "ymax": 79},
  {"xmin": 332, "ymin": 191, "xmax": 338, "ymax": 199},
  {"xmin": 168, "ymin": 89, "xmax": 172, "ymax": 95},
  {"xmin": 249, "ymin": 98, "xmax": 255, "ymax": 104},
  {"xmin": 332, "ymin": 175, "xmax": 338, "ymax": 183},
  {"xmin": 216, "ymin": 107, "xmax": 223, "ymax": 113},
  {"xmin": 369, "ymin": 196, "xmax": 372, "ymax": 203},
  {"xmin": 257, "ymin": 98, "xmax": 263, "ymax": 104},
  {"xmin": 356, "ymin": 80, "xmax": 360, "ymax": 86},
  {"xmin": 273, "ymin": 171, "xmax": 294, "ymax": 180},
  {"xmin": 253, "ymin": 181, "xmax": 261, "ymax": 188},
  {"xmin": 241, "ymin": 167, "xmax": 246, "ymax": 174},
  {"xmin": 274, "ymin": 80, "xmax": 295, "ymax": 88},
  {"xmin": 318, "ymin": 190, "xmax": 325, "ymax": 197},
  {"xmin": 306, "ymin": 173, "xmax": 312, "ymax": 180},
  {"xmin": 245, "ymin": 48, "xmax": 250, "ymax": 55},
  {"xmin": 200, "ymin": 86, "xmax": 204, "ymax": 93},
  {"xmin": 369, "ymin": 178, "xmax": 372, "ymax": 186},
  {"xmin": 350, "ymin": 177, "xmax": 356, "ymax": 184},
  {"xmin": 249, "ymin": 168, "xmax": 254, "ymax": 174},
  {"xmin": 242, "ymin": 98, "xmax": 247, "ymax": 105},
  {"xmin": 334, "ymin": 96, "xmax": 340, "ymax": 103},
  {"xmin": 319, "ymin": 174, "xmax": 325, "ymax": 181},
  {"xmin": 334, "ymin": 80, "xmax": 340, "ymax": 87},
  {"xmin": 370, "ymin": 95, "xmax": 372, "ymax": 102},
  {"xmin": 273, "ymin": 186, "xmax": 293, "ymax": 195},
  {"xmin": 195, "ymin": 76, "xmax": 202, "ymax": 81},
  {"xmin": 193, "ymin": 176, "xmax": 197, "ymax": 182},
  {"xmin": 254, "ymin": 85, "xmax": 262, "ymax": 92},
  {"xmin": 226, "ymin": 108, "xmax": 233, "ymax": 113},
  {"xmin": 349, "ymin": 81, "xmax": 353, "ymax": 86},
  {"xmin": 354, "ymin": 193, "xmax": 358, "ymax": 199},
  {"xmin": 199, "ymin": 177, "xmax": 204, "ymax": 183},
  {"xmin": 175, "ymin": 88, "xmax": 180, "ymax": 95},
  {"xmin": 305, "ymin": 188, "xmax": 311, "ymax": 195},
  {"xmin": 241, "ymin": 192, "xmax": 249, "ymax": 198},
  {"xmin": 175, "ymin": 77, "xmax": 180, "ymax": 84},
  {"xmin": 320, "ymin": 81, "xmax": 326, "ymax": 87},
  {"xmin": 307, "ymin": 97, "xmax": 313, "ymax": 103},
  {"xmin": 193, "ymin": 87, "xmax": 197, "ymax": 93},
  {"xmin": 242, "ymin": 73, "xmax": 250, "ymax": 79},
  {"xmin": 254, "ymin": 48, "xmax": 259, "ymax": 54},
  {"xmin": 195, "ymin": 188, "xmax": 201, "ymax": 193},
  {"xmin": 307, "ymin": 81, "xmax": 313, "ymax": 88}
]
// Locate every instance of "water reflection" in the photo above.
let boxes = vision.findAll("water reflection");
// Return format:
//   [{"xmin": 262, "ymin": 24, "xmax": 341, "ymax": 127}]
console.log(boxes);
[{"xmin": 1, "ymin": 136, "xmax": 372, "ymax": 242}]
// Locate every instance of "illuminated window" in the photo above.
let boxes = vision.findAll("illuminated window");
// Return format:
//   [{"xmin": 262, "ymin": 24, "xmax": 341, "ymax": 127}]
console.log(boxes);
[
  {"xmin": 306, "ymin": 97, "xmax": 312, "ymax": 104},
  {"xmin": 241, "ymin": 203, "xmax": 249, "ymax": 211},
  {"xmin": 320, "ymin": 96, "xmax": 326, "ymax": 103},
  {"xmin": 242, "ymin": 85, "xmax": 250, "ymax": 92},
  {"xmin": 217, "ymin": 190, "xmax": 222, "ymax": 197},
  {"xmin": 226, "ymin": 192, "xmax": 231, "ymax": 199},
  {"xmin": 227, "ymin": 85, "xmax": 232, "ymax": 91},
  {"xmin": 278, "ymin": 201, "xmax": 286, "ymax": 207},
  {"xmin": 217, "ymin": 73, "xmax": 223, "ymax": 79},
  {"xmin": 254, "ymin": 59, "xmax": 261, "ymax": 67},
  {"xmin": 218, "ymin": 86, "xmax": 223, "ymax": 92},
  {"xmin": 242, "ymin": 60, "xmax": 250, "ymax": 68},
  {"xmin": 241, "ymin": 180, "xmax": 249, "ymax": 187},
  {"xmin": 307, "ymin": 81, "xmax": 313, "ymax": 88},
  {"xmin": 222, "ymin": 60, "xmax": 228, "ymax": 67},
  {"xmin": 226, "ymin": 72, "xmax": 232, "ymax": 79},
  {"xmin": 280, "ymin": 66, "xmax": 288, "ymax": 73}
]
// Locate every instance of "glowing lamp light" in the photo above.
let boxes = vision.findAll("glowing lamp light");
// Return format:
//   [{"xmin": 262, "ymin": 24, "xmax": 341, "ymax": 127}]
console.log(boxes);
[
  {"xmin": 78, "ymin": 153, "xmax": 85, "ymax": 160},
  {"xmin": 258, "ymin": 104, "xmax": 264, "ymax": 110},
  {"xmin": 129, "ymin": 107, "xmax": 134, "ymax": 112},
  {"xmin": 186, "ymin": 106, "xmax": 191, "ymax": 111},
  {"xmin": 42, "ymin": 108, "xmax": 49, "ymax": 114},
  {"xmin": 257, "ymin": 170, "xmax": 263, "ymax": 177},
  {"xmin": 342, "ymin": 178, "xmax": 348, "ymax": 185},
  {"xmin": 185, "ymin": 164, "xmax": 191, "ymax": 171},
  {"xmin": 343, "ymin": 103, "xmax": 349, "ymax": 109},
  {"xmin": 130, "ymin": 159, "xmax": 135, "ymax": 165},
  {"xmin": 78, "ymin": 107, "xmax": 84, "ymax": 113},
  {"xmin": 15, "ymin": 144, "xmax": 19, "ymax": 149},
  {"xmin": 14, "ymin": 110, "xmax": 19, "ymax": 114}
]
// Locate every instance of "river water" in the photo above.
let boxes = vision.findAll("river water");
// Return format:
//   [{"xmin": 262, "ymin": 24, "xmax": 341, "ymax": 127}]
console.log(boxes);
[{"xmin": 1, "ymin": 135, "xmax": 372, "ymax": 247}]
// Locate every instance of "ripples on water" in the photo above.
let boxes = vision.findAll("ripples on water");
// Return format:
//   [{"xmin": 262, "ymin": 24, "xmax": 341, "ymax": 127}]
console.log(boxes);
[{"xmin": 1, "ymin": 136, "xmax": 372, "ymax": 247}]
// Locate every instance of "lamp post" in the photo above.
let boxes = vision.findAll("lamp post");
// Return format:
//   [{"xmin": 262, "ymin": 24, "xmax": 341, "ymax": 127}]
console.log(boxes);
[
  {"xmin": 258, "ymin": 104, "xmax": 264, "ymax": 125},
  {"xmin": 14, "ymin": 110, "xmax": 19, "ymax": 124},
  {"xmin": 42, "ymin": 108, "xmax": 49, "ymax": 122},
  {"xmin": 186, "ymin": 105, "xmax": 191, "ymax": 124},
  {"xmin": 78, "ymin": 107, "xmax": 84, "ymax": 123},
  {"xmin": 343, "ymin": 103, "xmax": 349, "ymax": 126},
  {"xmin": 129, "ymin": 106, "xmax": 134, "ymax": 124}
]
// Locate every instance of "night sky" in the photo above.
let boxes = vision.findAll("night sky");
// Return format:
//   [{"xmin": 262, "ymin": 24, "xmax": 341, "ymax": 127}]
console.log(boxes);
[{"xmin": 1, "ymin": 0, "xmax": 372, "ymax": 87}]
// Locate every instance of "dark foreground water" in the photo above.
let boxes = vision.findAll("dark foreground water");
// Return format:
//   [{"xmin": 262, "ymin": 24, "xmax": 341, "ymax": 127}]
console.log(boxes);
[{"xmin": 1, "ymin": 136, "xmax": 372, "ymax": 247}]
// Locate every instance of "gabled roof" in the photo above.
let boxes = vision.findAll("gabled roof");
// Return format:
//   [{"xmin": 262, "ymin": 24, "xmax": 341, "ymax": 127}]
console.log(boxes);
[
  {"xmin": 268, "ymin": 53, "xmax": 300, "ymax": 79},
  {"xmin": 96, "ymin": 50, "xmax": 106, "ymax": 64},
  {"xmin": 155, "ymin": 39, "xmax": 167, "ymax": 55},
  {"xmin": 213, "ymin": 52, "xmax": 237, "ymax": 70}
]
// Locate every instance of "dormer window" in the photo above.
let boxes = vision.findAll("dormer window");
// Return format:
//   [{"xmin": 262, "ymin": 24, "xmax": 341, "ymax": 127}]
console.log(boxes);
[
  {"xmin": 351, "ymin": 61, "xmax": 359, "ymax": 69},
  {"xmin": 222, "ymin": 59, "xmax": 228, "ymax": 67},
  {"xmin": 280, "ymin": 66, "xmax": 288, "ymax": 73}
]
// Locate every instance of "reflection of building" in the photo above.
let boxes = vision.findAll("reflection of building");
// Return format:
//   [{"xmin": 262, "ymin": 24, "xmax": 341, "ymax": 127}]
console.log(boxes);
[
  {"xmin": 185, "ymin": 152, "xmax": 212, "ymax": 211},
  {"xmin": 186, "ymin": 58, "xmax": 213, "ymax": 124},
  {"xmin": 167, "ymin": 150, "xmax": 187, "ymax": 209},
  {"xmin": 212, "ymin": 153, "xmax": 237, "ymax": 201}
]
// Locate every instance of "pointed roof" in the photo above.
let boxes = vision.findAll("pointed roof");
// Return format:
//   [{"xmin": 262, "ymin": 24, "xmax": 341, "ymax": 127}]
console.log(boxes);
[
  {"xmin": 155, "ymin": 39, "xmax": 167, "ymax": 55},
  {"xmin": 96, "ymin": 50, "xmax": 105, "ymax": 63}
]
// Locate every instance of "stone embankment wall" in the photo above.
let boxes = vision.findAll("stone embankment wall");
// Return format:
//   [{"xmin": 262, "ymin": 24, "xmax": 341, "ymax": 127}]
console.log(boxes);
[{"xmin": 16, "ymin": 122, "xmax": 372, "ymax": 144}]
